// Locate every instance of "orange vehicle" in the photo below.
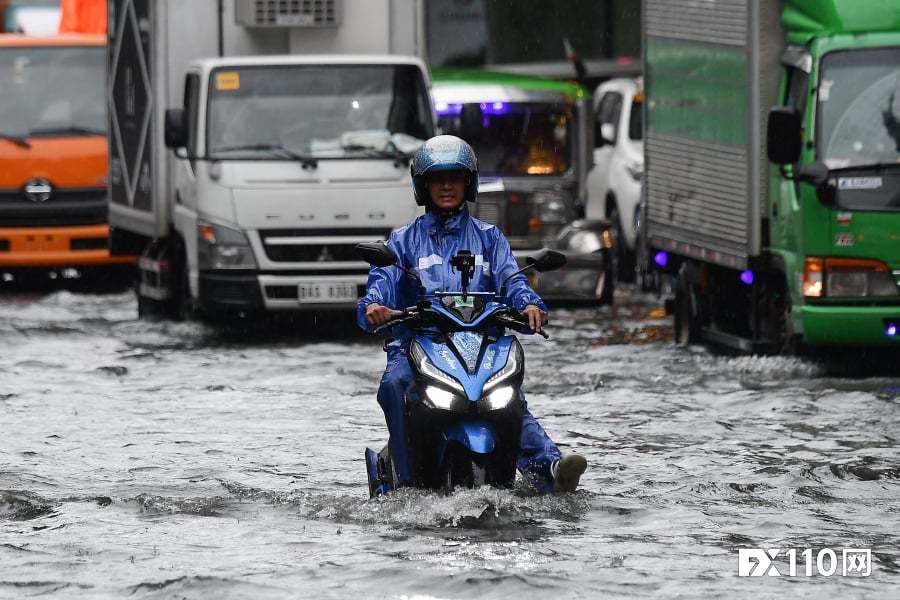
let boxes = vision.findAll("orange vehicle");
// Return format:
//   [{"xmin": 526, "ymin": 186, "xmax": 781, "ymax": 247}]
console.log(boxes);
[{"xmin": 0, "ymin": 33, "xmax": 133, "ymax": 282}]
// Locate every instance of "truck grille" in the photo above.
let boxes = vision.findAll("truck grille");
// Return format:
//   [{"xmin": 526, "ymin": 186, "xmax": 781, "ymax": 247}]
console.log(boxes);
[
  {"xmin": 0, "ymin": 188, "xmax": 107, "ymax": 227},
  {"xmin": 235, "ymin": 0, "xmax": 339, "ymax": 27},
  {"xmin": 259, "ymin": 228, "xmax": 390, "ymax": 264}
]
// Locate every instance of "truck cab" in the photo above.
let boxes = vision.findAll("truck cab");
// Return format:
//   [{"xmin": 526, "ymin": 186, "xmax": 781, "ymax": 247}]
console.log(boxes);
[
  {"xmin": 432, "ymin": 70, "xmax": 614, "ymax": 303},
  {"xmin": 143, "ymin": 55, "xmax": 434, "ymax": 318},
  {"xmin": 0, "ymin": 33, "xmax": 132, "ymax": 280},
  {"xmin": 768, "ymin": 8, "xmax": 900, "ymax": 347}
]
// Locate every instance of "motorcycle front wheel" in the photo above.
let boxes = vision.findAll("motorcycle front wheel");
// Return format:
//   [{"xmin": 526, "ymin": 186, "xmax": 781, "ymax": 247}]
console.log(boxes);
[{"xmin": 442, "ymin": 446, "xmax": 487, "ymax": 493}]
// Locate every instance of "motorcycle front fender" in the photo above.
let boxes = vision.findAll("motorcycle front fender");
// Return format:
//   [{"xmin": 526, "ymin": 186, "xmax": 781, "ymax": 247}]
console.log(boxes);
[{"xmin": 440, "ymin": 421, "xmax": 496, "ymax": 456}]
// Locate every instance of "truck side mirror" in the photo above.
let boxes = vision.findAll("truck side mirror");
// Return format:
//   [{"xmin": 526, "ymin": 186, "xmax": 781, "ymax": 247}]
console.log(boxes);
[
  {"xmin": 164, "ymin": 108, "xmax": 188, "ymax": 150},
  {"xmin": 595, "ymin": 122, "xmax": 615, "ymax": 147},
  {"xmin": 767, "ymin": 107, "xmax": 802, "ymax": 165}
]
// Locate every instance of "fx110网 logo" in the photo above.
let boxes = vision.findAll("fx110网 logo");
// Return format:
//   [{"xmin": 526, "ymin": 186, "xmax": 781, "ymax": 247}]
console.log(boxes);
[{"xmin": 738, "ymin": 548, "xmax": 872, "ymax": 577}]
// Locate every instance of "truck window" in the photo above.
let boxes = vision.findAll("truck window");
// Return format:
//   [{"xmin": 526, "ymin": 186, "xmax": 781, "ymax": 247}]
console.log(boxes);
[
  {"xmin": 183, "ymin": 73, "xmax": 201, "ymax": 157},
  {"xmin": 596, "ymin": 91, "xmax": 623, "ymax": 143},
  {"xmin": 205, "ymin": 64, "xmax": 433, "ymax": 159},
  {"xmin": 817, "ymin": 48, "xmax": 900, "ymax": 211},
  {"xmin": 0, "ymin": 45, "xmax": 106, "ymax": 137},
  {"xmin": 785, "ymin": 67, "xmax": 809, "ymax": 117},
  {"xmin": 628, "ymin": 95, "xmax": 643, "ymax": 141},
  {"xmin": 436, "ymin": 100, "xmax": 573, "ymax": 176}
]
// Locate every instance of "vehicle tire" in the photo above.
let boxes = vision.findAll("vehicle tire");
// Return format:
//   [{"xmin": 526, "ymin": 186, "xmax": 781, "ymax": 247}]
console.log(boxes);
[
  {"xmin": 596, "ymin": 263, "xmax": 614, "ymax": 305},
  {"xmin": 164, "ymin": 248, "xmax": 195, "ymax": 322},
  {"xmin": 443, "ymin": 447, "xmax": 486, "ymax": 492},
  {"xmin": 608, "ymin": 205, "xmax": 635, "ymax": 284},
  {"xmin": 673, "ymin": 276, "xmax": 701, "ymax": 347}
]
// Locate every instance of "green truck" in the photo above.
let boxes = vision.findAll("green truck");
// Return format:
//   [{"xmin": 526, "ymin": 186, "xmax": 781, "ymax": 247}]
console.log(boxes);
[{"xmin": 642, "ymin": 0, "xmax": 900, "ymax": 351}]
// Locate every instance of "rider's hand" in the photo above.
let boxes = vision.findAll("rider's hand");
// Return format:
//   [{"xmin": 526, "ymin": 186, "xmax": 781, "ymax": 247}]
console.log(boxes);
[
  {"xmin": 522, "ymin": 304, "xmax": 548, "ymax": 333},
  {"xmin": 365, "ymin": 303, "xmax": 402, "ymax": 327}
]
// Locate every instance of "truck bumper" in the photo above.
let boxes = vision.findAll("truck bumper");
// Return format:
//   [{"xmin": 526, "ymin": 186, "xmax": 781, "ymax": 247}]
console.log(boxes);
[
  {"xmin": 0, "ymin": 225, "xmax": 136, "ymax": 268},
  {"xmin": 800, "ymin": 305, "xmax": 900, "ymax": 346},
  {"xmin": 198, "ymin": 272, "xmax": 368, "ymax": 314}
]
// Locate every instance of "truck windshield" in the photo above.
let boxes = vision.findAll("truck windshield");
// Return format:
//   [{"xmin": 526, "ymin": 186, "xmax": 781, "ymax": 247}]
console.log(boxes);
[
  {"xmin": 0, "ymin": 46, "xmax": 106, "ymax": 137},
  {"xmin": 206, "ymin": 64, "xmax": 433, "ymax": 159},
  {"xmin": 818, "ymin": 48, "xmax": 900, "ymax": 170},
  {"xmin": 436, "ymin": 101, "xmax": 572, "ymax": 176}
]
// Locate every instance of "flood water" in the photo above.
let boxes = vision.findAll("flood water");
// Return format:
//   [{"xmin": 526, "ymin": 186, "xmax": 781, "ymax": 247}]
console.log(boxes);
[{"xmin": 1, "ymin": 288, "xmax": 898, "ymax": 599}]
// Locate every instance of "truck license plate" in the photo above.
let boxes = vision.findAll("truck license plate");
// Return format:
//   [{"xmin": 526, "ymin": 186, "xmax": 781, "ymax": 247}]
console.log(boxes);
[{"xmin": 297, "ymin": 282, "xmax": 357, "ymax": 303}]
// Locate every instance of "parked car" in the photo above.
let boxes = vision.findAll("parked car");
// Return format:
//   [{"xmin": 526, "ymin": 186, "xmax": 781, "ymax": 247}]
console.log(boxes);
[
  {"xmin": 586, "ymin": 77, "xmax": 643, "ymax": 282},
  {"xmin": 432, "ymin": 69, "xmax": 615, "ymax": 304}
]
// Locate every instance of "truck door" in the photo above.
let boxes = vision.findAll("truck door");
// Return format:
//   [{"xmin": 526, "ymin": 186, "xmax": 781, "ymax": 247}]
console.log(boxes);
[{"xmin": 587, "ymin": 89, "xmax": 623, "ymax": 218}]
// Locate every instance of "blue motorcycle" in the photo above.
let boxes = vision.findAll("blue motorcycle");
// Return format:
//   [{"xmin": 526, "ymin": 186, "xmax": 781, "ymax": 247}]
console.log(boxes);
[{"xmin": 356, "ymin": 243, "xmax": 567, "ymax": 497}]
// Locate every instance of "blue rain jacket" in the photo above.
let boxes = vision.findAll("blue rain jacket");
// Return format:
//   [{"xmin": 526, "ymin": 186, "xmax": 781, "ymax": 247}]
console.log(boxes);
[{"xmin": 357, "ymin": 206, "xmax": 547, "ymax": 355}]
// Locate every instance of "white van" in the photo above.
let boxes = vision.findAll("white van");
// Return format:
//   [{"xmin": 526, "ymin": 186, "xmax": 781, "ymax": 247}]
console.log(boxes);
[{"xmin": 586, "ymin": 77, "xmax": 643, "ymax": 282}]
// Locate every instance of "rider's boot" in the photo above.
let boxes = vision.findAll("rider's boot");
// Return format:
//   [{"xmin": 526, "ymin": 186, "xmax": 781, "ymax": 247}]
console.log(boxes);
[{"xmin": 551, "ymin": 453, "xmax": 587, "ymax": 493}]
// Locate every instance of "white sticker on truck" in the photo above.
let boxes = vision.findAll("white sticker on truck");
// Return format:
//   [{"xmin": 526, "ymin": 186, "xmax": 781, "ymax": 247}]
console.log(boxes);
[{"xmin": 838, "ymin": 177, "xmax": 882, "ymax": 190}]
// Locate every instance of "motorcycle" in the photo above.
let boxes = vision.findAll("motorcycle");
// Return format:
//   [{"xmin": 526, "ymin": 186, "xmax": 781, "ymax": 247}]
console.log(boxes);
[{"xmin": 355, "ymin": 242, "xmax": 567, "ymax": 497}]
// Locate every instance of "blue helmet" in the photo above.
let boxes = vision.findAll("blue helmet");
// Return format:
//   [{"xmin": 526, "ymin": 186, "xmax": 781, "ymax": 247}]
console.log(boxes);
[{"xmin": 411, "ymin": 135, "xmax": 478, "ymax": 206}]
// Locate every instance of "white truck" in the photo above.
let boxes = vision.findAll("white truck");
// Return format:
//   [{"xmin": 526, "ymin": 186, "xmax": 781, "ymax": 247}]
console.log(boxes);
[{"xmin": 107, "ymin": 0, "xmax": 434, "ymax": 320}]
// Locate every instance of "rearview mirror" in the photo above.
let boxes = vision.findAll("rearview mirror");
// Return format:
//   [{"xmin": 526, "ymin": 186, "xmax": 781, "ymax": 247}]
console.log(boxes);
[
  {"xmin": 165, "ymin": 108, "xmax": 187, "ymax": 149},
  {"xmin": 767, "ymin": 106, "xmax": 802, "ymax": 165},
  {"xmin": 527, "ymin": 249, "xmax": 567, "ymax": 272},
  {"xmin": 599, "ymin": 123, "xmax": 616, "ymax": 146},
  {"xmin": 355, "ymin": 242, "xmax": 397, "ymax": 268}
]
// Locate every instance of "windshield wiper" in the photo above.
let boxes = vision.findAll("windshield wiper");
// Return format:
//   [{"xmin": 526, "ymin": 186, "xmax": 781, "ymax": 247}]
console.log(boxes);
[
  {"xmin": 27, "ymin": 125, "xmax": 106, "ymax": 137},
  {"xmin": 829, "ymin": 161, "xmax": 900, "ymax": 172},
  {"xmin": 213, "ymin": 144, "xmax": 318, "ymax": 168},
  {"xmin": 342, "ymin": 145, "xmax": 413, "ymax": 163},
  {"xmin": 0, "ymin": 133, "xmax": 31, "ymax": 148}
]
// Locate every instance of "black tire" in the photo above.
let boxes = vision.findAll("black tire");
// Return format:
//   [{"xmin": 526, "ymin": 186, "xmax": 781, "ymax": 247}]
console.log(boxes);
[
  {"xmin": 163, "ymin": 248, "xmax": 195, "ymax": 322},
  {"xmin": 608, "ymin": 205, "xmax": 635, "ymax": 283},
  {"xmin": 596, "ymin": 263, "xmax": 614, "ymax": 305},
  {"xmin": 443, "ymin": 447, "xmax": 486, "ymax": 493},
  {"xmin": 673, "ymin": 276, "xmax": 701, "ymax": 347}
]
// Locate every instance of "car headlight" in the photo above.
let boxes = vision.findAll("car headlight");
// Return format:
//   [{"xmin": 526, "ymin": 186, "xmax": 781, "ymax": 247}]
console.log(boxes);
[
  {"xmin": 410, "ymin": 341, "xmax": 465, "ymax": 394},
  {"xmin": 197, "ymin": 221, "xmax": 258, "ymax": 270},
  {"xmin": 482, "ymin": 385, "xmax": 515, "ymax": 410},
  {"xmin": 625, "ymin": 159, "xmax": 643, "ymax": 181},
  {"xmin": 804, "ymin": 257, "xmax": 898, "ymax": 298},
  {"xmin": 483, "ymin": 339, "xmax": 523, "ymax": 393}
]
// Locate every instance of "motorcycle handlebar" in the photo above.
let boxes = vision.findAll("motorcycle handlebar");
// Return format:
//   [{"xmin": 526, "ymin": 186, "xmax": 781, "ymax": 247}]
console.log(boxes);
[{"xmin": 371, "ymin": 306, "xmax": 549, "ymax": 339}]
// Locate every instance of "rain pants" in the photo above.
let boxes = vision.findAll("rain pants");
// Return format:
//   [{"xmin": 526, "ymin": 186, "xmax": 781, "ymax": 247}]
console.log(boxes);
[{"xmin": 357, "ymin": 206, "xmax": 561, "ymax": 490}]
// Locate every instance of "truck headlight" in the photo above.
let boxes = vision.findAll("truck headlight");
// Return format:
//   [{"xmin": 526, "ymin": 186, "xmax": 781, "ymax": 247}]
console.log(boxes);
[
  {"xmin": 529, "ymin": 190, "xmax": 572, "ymax": 231},
  {"xmin": 197, "ymin": 221, "xmax": 258, "ymax": 270},
  {"xmin": 804, "ymin": 257, "xmax": 898, "ymax": 298}
]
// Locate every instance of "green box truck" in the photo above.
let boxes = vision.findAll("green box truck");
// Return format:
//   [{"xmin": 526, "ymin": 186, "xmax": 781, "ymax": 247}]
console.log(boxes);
[{"xmin": 642, "ymin": 0, "xmax": 900, "ymax": 351}]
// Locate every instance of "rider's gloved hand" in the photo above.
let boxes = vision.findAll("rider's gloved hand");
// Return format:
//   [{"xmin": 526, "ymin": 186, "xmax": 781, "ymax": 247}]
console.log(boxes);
[
  {"xmin": 522, "ymin": 304, "xmax": 548, "ymax": 333},
  {"xmin": 365, "ymin": 303, "xmax": 403, "ymax": 327}
]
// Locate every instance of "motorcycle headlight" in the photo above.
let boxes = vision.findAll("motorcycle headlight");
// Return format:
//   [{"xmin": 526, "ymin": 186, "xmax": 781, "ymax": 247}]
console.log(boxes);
[
  {"xmin": 625, "ymin": 159, "xmax": 643, "ymax": 181},
  {"xmin": 424, "ymin": 385, "xmax": 463, "ymax": 410},
  {"xmin": 482, "ymin": 385, "xmax": 515, "ymax": 410},
  {"xmin": 483, "ymin": 339, "xmax": 523, "ymax": 393},
  {"xmin": 198, "ymin": 221, "xmax": 258, "ymax": 270},
  {"xmin": 410, "ymin": 341, "xmax": 465, "ymax": 394}
]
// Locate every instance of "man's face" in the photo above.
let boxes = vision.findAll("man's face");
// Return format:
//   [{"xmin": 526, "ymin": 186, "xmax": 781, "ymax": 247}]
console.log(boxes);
[{"xmin": 427, "ymin": 170, "xmax": 467, "ymax": 211}]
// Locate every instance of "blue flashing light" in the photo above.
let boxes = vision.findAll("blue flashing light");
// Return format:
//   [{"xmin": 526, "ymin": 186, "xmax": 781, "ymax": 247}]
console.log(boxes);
[
  {"xmin": 480, "ymin": 101, "xmax": 510, "ymax": 115},
  {"xmin": 653, "ymin": 251, "xmax": 669, "ymax": 268},
  {"xmin": 887, "ymin": 323, "xmax": 898, "ymax": 337},
  {"xmin": 435, "ymin": 102, "xmax": 463, "ymax": 116},
  {"xmin": 740, "ymin": 270, "xmax": 755, "ymax": 286}
]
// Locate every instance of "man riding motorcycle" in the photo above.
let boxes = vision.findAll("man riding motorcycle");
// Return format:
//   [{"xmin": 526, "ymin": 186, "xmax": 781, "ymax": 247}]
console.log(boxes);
[{"xmin": 356, "ymin": 135, "xmax": 587, "ymax": 494}]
